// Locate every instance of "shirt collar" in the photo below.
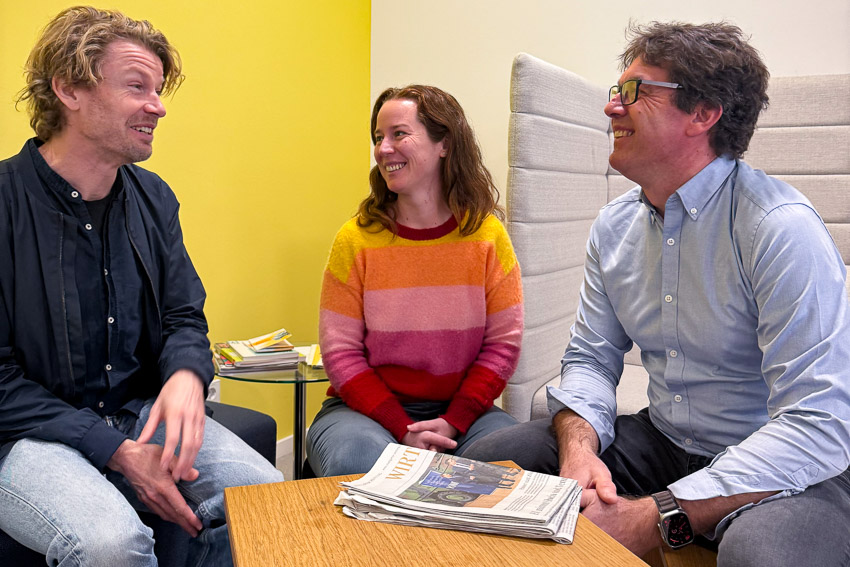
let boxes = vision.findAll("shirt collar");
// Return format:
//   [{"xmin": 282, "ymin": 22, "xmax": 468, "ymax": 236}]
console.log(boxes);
[
  {"xmin": 26, "ymin": 137, "xmax": 126, "ymax": 206},
  {"xmin": 675, "ymin": 156, "xmax": 736, "ymax": 221}
]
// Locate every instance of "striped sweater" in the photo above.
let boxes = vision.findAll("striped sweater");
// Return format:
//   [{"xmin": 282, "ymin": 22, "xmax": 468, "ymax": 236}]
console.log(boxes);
[{"xmin": 319, "ymin": 214, "xmax": 523, "ymax": 441}]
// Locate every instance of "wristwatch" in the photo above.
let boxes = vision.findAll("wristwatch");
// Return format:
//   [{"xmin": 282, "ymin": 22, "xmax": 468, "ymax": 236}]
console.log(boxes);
[{"xmin": 651, "ymin": 490, "xmax": 694, "ymax": 549}]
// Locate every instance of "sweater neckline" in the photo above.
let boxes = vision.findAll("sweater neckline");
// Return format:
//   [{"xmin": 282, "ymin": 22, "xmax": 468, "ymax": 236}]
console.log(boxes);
[{"xmin": 395, "ymin": 215, "xmax": 459, "ymax": 241}]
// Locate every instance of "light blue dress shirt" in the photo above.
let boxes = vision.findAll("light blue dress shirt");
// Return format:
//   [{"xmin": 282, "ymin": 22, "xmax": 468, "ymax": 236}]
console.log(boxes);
[{"xmin": 549, "ymin": 156, "xmax": 850, "ymax": 501}]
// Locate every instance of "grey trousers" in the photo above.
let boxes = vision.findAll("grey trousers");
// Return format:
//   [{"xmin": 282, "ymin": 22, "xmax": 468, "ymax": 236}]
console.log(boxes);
[{"xmin": 459, "ymin": 410, "xmax": 850, "ymax": 567}]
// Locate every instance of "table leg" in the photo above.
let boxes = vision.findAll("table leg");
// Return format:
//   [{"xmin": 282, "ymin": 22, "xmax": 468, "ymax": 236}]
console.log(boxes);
[{"xmin": 293, "ymin": 380, "xmax": 306, "ymax": 480}]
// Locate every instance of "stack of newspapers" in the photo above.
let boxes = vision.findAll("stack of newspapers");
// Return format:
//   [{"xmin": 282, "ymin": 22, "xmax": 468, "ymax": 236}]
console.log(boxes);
[{"xmin": 335, "ymin": 444, "xmax": 582, "ymax": 544}]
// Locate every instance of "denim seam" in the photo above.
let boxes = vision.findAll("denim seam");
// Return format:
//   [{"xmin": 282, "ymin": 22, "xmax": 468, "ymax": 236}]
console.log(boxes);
[{"xmin": 0, "ymin": 485, "xmax": 80, "ymax": 563}]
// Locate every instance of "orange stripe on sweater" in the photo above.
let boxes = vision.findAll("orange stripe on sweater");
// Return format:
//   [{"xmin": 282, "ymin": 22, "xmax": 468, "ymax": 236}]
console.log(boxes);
[{"xmin": 361, "ymin": 240, "xmax": 501, "ymax": 289}]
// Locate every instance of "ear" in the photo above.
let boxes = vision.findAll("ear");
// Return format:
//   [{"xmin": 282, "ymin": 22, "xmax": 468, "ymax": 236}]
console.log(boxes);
[
  {"xmin": 51, "ymin": 76, "xmax": 83, "ymax": 111},
  {"xmin": 439, "ymin": 137, "xmax": 448, "ymax": 158},
  {"xmin": 686, "ymin": 102, "xmax": 722, "ymax": 137}
]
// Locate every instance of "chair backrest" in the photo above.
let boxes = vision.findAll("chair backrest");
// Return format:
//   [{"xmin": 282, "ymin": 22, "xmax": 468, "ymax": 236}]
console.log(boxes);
[
  {"xmin": 503, "ymin": 53, "xmax": 611, "ymax": 421},
  {"xmin": 502, "ymin": 52, "xmax": 850, "ymax": 422}
]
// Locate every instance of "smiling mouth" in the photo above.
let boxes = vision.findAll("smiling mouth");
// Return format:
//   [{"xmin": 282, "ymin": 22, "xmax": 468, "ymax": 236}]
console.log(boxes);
[
  {"xmin": 613, "ymin": 130, "xmax": 633, "ymax": 138},
  {"xmin": 132, "ymin": 126, "xmax": 154, "ymax": 135},
  {"xmin": 385, "ymin": 163, "xmax": 406, "ymax": 172}
]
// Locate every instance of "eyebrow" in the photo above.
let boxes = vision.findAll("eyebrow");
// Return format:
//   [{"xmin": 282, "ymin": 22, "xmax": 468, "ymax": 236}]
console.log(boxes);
[{"xmin": 375, "ymin": 123, "xmax": 412, "ymax": 133}]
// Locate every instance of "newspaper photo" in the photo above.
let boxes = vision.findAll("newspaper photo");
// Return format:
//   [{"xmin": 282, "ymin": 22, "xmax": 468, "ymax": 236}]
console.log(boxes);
[{"xmin": 335, "ymin": 444, "xmax": 581, "ymax": 544}]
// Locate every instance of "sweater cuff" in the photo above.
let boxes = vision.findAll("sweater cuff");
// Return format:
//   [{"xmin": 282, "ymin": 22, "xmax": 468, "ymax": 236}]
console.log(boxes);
[
  {"xmin": 370, "ymin": 398, "xmax": 415, "ymax": 442},
  {"xmin": 77, "ymin": 420, "xmax": 130, "ymax": 472},
  {"xmin": 442, "ymin": 395, "xmax": 489, "ymax": 435}
]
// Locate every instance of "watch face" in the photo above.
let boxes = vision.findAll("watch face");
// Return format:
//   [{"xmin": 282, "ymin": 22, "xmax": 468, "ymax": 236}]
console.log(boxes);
[{"xmin": 662, "ymin": 512, "xmax": 694, "ymax": 547}]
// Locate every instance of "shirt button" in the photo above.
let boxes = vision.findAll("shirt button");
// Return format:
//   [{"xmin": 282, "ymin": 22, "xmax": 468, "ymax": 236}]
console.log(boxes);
[
  {"xmin": 690, "ymin": 208, "xmax": 698, "ymax": 215},
  {"xmin": 685, "ymin": 438, "xmax": 693, "ymax": 445},
  {"xmin": 98, "ymin": 401, "xmax": 104, "ymax": 408},
  {"xmin": 85, "ymin": 223, "xmax": 93, "ymax": 231},
  {"xmin": 667, "ymin": 238, "xmax": 675, "ymax": 246},
  {"xmin": 104, "ymin": 269, "xmax": 108, "ymax": 276},
  {"xmin": 71, "ymin": 191, "xmax": 79, "ymax": 198},
  {"xmin": 105, "ymin": 364, "xmax": 112, "ymax": 371},
  {"xmin": 674, "ymin": 395, "xmax": 683, "ymax": 403},
  {"xmin": 669, "ymin": 350, "xmax": 678, "ymax": 358},
  {"xmin": 664, "ymin": 294, "xmax": 673, "ymax": 303},
  {"xmin": 108, "ymin": 316, "xmax": 115, "ymax": 324}
]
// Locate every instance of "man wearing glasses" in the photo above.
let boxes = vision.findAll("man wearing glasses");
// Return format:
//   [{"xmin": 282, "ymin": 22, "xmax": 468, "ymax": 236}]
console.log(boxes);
[{"xmin": 463, "ymin": 22, "xmax": 850, "ymax": 564}]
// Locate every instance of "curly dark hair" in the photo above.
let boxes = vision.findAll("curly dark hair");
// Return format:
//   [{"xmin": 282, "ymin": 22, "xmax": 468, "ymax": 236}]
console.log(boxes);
[
  {"xmin": 16, "ymin": 6, "xmax": 183, "ymax": 142},
  {"xmin": 358, "ymin": 85, "xmax": 503, "ymax": 236},
  {"xmin": 620, "ymin": 21, "xmax": 770, "ymax": 158}
]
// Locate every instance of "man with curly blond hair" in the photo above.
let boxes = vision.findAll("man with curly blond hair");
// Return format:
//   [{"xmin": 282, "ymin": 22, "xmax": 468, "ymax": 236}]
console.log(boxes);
[{"xmin": 0, "ymin": 7, "xmax": 281, "ymax": 566}]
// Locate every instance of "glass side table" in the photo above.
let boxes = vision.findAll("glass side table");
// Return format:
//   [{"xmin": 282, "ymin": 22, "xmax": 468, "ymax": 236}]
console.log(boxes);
[{"xmin": 216, "ymin": 362, "xmax": 328, "ymax": 479}]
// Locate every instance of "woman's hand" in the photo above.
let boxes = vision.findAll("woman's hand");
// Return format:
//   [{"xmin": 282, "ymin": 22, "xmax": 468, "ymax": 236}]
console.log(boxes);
[{"xmin": 403, "ymin": 418, "xmax": 458, "ymax": 451}]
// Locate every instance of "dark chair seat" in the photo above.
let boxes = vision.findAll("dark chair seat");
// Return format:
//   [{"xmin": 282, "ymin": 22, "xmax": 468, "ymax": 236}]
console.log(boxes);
[{"xmin": 0, "ymin": 402, "xmax": 277, "ymax": 566}]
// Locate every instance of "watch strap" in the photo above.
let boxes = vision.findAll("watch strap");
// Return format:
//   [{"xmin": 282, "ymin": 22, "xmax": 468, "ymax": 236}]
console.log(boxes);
[{"xmin": 651, "ymin": 490, "xmax": 680, "ymax": 514}]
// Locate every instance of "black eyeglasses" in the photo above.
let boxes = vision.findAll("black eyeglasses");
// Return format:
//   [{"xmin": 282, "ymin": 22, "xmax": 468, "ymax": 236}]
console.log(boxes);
[{"xmin": 608, "ymin": 79, "xmax": 683, "ymax": 106}]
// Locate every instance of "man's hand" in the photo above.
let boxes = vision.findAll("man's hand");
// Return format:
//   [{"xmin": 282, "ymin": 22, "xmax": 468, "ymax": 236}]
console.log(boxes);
[
  {"xmin": 582, "ymin": 494, "xmax": 660, "ymax": 557},
  {"xmin": 553, "ymin": 409, "xmax": 618, "ymax": 506},
  {"xmin": 107, "ymin": 439, "xmax": 203, "ymax": 536},
  {"xmin": 136, "ymin": 369, "xmax": 206, "ymax": 482},
  {"xmin": 562, "ymin": 448, "xmax": 618, "ymax": 507},
  {"xmin": 403, "ymin": 418, "xmax": 458, "ymax": 451}
]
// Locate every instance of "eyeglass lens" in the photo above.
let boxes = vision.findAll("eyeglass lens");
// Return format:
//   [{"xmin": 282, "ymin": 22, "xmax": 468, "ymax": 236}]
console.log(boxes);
[{"xmin": 610, "ymin": 81, "xmax": 637, "ymax": 104}]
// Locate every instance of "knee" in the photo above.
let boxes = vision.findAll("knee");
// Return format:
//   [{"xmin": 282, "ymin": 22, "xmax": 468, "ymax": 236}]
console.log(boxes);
[
  {"xmin": 717, "ymin": 523, "xmax": 813, "ymax": 567},
  {"xmin": 221, "ymin": 454, "xmax": 284, "ymax": 487},
  {"xmin": 317, "ymin": 438, "xmax": 389, "ymax": 477},
  {"xmin": 458, "ymin": 425, "xmax": 525, "ymax": 462},
  {"xmin": 58, "ymin": 520, "xmax": 155, "ymax": 567}
]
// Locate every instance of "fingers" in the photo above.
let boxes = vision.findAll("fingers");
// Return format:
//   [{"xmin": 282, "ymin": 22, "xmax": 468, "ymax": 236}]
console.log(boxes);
[
  {"xmin": 171, "ymin": 416, "xmax": 205, "ymax": 482},
  {"xmin": 135, "ymin": 402, "xmax": 162, "ymax": 445},
  {"xmin": 405, "ymin": 420, "xmax": 433, "ymax": 433},
  {"xmin": 580, "ymin": 487, "xmax": 598, "ymax": 509},
  {"xmin": 595, "ymin": 478, "xmax": 619, "ymax": 504},
  {"xmin": 140, "ymin": 481, "xmax": 202, "ymax": 536},
  {"xmin": 160, "ymin": 415, "xmax": 182, "ymax": 472},
  {"xmin": 418, "ymin": 431, "xmax": 457, "ymax": 451}
]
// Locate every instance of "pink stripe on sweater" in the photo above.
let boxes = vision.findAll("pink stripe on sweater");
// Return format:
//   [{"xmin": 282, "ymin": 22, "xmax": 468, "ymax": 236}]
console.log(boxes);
[
  {"xmin": 365, "ymin": 328, "xmax": 485, "ymax": 375},
  {"xmin": 319, "ymin": 309, "xmax": 371, "ymax": 389},
  {"xmin": 363, "ymin": 285, "xmax": 485, "ymax": 332},
  {"xmin": 476, "ymin": 303, "xmax": 524, "ymax": 376}
]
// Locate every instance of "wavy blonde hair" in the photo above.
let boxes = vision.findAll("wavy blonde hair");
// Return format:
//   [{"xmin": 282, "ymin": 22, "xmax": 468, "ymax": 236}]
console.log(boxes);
[
  {"xmin": 16, "ymin": 6, "xmax": 184, "ymax": 141},
  {"xmin": 358, "ymin": 85, "xmax": 503, "ymax": 236}
]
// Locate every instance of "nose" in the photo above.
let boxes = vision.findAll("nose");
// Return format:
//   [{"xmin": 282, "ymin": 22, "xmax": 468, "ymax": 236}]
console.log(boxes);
[
  {"xmin": 376, "ymin": 139, "xmax": 394, "ymax": 156},
  {"xmin": 145, "ymin": 94, "xmax": 166, "ymax": 118},
  {"xmin": 604, "ymin": 95, "xmax": 626, "ymax": 118}
]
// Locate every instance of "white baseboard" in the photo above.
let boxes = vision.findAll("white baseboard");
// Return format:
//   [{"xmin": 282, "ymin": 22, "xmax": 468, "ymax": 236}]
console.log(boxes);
[{"xmin": 276, "ymin": 435, "xmax": 294, "ymax": 480}]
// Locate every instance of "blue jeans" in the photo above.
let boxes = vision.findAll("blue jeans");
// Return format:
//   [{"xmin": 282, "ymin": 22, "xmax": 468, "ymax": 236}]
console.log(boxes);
[
  {"xmin": 0, "ymin": 399, "xmax": 283, "ymax": 567},
  {"xmin": 462, "ymin": 411, "xmax": 850, "ymax": 567},
  {"xmin": 306, "ymin": 397, "xmax": 518, "ymax": 476}
]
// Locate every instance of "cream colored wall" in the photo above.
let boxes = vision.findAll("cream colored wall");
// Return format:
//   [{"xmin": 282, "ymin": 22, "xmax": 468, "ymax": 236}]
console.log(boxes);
[
  {"xmin": 1, "ymin": 1, "xmax": 371, "ymax": 437},
  {"xmin": 371, "ymin": 0, "xmax": 850, "ymax": 196}
]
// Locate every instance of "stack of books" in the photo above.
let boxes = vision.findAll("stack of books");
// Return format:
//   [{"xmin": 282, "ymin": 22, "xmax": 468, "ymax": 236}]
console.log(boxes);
[{"xmin": 213, "ymin": 327, "xmax": 301, "ymax": 375}]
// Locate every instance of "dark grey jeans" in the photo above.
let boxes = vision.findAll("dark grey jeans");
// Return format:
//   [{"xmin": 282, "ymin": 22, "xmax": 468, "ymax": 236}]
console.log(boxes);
[{"xmin": 459, "ymin": 409, "xmax": 850, "ymax": 567}]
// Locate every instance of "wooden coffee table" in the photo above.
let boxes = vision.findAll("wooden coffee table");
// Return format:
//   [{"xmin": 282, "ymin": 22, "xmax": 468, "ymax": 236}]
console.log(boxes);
[{"xmin": 224, "ymin": 473, "xmax": 647, "ymax": 566}]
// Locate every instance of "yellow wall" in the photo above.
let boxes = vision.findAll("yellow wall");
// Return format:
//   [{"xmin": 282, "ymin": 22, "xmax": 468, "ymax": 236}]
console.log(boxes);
[{"xmin": 0, "ymin": 1, "xmax": 371, "ymax": 437}]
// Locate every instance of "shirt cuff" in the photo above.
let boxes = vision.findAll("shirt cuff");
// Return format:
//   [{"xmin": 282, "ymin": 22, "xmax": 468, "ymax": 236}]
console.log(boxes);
[
  {"xmin": 546, "ymin": 385, "xmax": 616, "ymax": 452},
  {"xmin": 77, "ymin": 420, "xmax": 129, "ymax": 471}
]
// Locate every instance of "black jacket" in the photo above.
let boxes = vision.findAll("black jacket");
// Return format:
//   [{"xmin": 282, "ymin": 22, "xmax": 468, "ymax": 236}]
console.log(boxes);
[{"xmin": 0, "ymin": 140, "xmax": 213, "ymax": 469}]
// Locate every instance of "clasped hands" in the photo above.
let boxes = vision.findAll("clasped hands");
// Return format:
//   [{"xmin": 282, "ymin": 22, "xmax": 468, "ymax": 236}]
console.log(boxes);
[
  {"xmin": 402, "ymin": 417, "xmax": 458, "ymax": 452},
  {"xmin": 106, "ymin": 369, "xmax": 206, "ymax": 536},
  {"xmin": 563, "ymin": 449, "xmax": 660, "ymax": 556}
]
